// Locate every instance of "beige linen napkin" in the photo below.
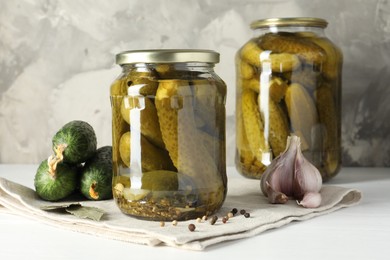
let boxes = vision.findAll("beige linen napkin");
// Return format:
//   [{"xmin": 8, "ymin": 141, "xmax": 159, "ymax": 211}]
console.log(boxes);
[{"xmin": 0, "ymin": 176, "xmax": 361, "ymax": 250}]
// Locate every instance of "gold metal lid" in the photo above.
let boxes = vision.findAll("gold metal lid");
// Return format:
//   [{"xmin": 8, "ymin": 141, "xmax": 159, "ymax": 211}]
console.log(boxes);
[
  {"xmin": 250, "ymin": 17, "xmax": 328, "ymax": 29},
  {"xmin": 116, "ymin": 49, "xmax": 220, "ymax": 65}
]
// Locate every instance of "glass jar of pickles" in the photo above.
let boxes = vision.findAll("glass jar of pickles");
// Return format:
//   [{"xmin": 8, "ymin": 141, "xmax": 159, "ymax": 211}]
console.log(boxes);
[
  {"xmin": 110, "ymin": 49, "xmax": 227, "ymax": 221},
  {"xmin": 235, "ymin": 17, "xmax": 342, "ymax": 181}
]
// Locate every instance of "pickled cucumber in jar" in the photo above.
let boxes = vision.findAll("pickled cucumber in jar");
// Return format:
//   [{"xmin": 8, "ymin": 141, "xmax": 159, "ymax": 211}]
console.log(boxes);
[
  {"xmin": 235, "ymin": 18, "xmax": 342, "ymax": 181},
  {"xmin": 111, "ymin": 50, "xmax": 227, "ymax": 220}
]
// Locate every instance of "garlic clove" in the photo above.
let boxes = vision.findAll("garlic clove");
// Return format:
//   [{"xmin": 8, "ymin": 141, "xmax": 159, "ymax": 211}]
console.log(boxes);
[
  {"xmin": 260, "ymin": 157, "xmax": 293, "ymax": 196},
  {"xmin": 266, "ymin": 181, "xmax": 289, "ymax": 204},
  {"xmin": 296, "ymin": 192, "xmax": 322, "ymax": 208},
  {"xmin": 260, "ymin": 135, "xmax": 323, "ymax": 208},
  {"xmin": 260, "ymin": 153, "xmax": 282, "ymax": 196},
  {"xmin": 260, "ymin": 136, "xmax": 297, "ymax": 199},
  {"xmin": 293, "ymin": 142, "xmax": 322, "ymax": 201}
]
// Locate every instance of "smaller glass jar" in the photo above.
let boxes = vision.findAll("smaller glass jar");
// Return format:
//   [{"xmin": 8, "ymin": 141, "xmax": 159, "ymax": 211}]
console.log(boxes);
[
  {"xmin": 235, "ymin": 18, "xmax": 343, "ymax": 181},
  {"xmin": 110, "ymin": 49, "xmax": 227, "ymax": 221}
]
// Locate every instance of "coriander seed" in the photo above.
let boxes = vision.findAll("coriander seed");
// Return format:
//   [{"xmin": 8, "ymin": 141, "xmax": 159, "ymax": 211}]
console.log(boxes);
[{"xmin": 227, "ymin": 212, "xmax": 234, "ymax": 218}]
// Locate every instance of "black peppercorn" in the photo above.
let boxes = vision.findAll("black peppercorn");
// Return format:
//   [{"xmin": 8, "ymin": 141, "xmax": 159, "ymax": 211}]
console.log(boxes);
[
  {"xmin": 244, "ymin": 212, "xmax": 250, "ymax": 218},
  {"xmin": 231, "ymin": 208, "xmax": 238, "ymax": 215},
  {"xmin": 240, "ymin": 209, "xmax": 246, "ymax": 215},
  {"xmin": 188, "ymin": 223, "xmax": 196, "ymax": 232}
]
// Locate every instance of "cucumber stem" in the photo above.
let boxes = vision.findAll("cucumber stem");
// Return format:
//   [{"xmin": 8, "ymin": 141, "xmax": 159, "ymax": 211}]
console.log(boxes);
[
  {"xmin": 54, "ymin": 144, "xmax": 67, "ymax": 162},
  {"xmin": 89, "ymin": 182, "xmax": 99, "ymax": 200},
  {"xmin": 47, "ymin": 155, "xmax": 59, "ymax": 178},
  {"xmin": 47, "ymin": 144, "xmax": 68, "ymax": 178}
]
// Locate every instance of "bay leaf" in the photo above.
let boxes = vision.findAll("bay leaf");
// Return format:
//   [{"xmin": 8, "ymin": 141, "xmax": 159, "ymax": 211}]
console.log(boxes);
[
  {"xmin": 40, "ymin": 203, "xmax": 81, "ymax": 211},
  {"xmin": 40, "ymin": 203, "xmax": 105, "ymax": 221},
  {"xmin": 65, "ymin": 204, "xmax": 105, "ymax": 221}
]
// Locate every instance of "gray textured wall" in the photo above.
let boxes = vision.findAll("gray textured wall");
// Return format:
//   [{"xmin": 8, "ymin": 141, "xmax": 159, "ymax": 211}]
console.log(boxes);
[{"xmin": 1, "ymin": 0, "xmax": 389, "ymax": 166}]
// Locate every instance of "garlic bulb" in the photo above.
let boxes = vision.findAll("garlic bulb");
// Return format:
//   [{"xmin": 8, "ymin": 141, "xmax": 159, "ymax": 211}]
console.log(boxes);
[{"xmin": 260, "ymin": 135, "xmax": 322, "ymax": 208}]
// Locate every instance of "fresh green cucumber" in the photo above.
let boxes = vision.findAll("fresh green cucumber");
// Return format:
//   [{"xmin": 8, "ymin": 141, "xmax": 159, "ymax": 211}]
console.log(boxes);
[
  {"xmin": 34, "ymin": 158, "xmax": 78, "ymax": 201},
  {"xmin": 52, "ymin": 120, "xmax": 97, "ymax": 164},
  {"xmin": 80, "ymin": 146, "xmax": 113, "ymax": 200}
]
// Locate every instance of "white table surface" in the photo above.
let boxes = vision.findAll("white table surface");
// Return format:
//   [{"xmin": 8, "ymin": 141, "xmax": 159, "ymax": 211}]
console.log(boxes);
[{"xmin": 0, "ymin": 164, "xmax": 389, "ymax": 259}]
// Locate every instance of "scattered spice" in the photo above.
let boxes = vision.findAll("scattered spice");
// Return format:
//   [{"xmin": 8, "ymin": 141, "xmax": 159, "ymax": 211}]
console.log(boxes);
[
  {"xmin": 222, "ymin": 217, "xmax": 228, "ymax": 223},
  {"xmin": 163, "ymin": 209, "xmax": 255, "ymax": 231},
  {"xmin": 188, "ymin": 223, "xmax": 196, "ymax": 232},
  {"xmin": 210, "ymin": 215, "xmax": 218, "ymax": 225}
]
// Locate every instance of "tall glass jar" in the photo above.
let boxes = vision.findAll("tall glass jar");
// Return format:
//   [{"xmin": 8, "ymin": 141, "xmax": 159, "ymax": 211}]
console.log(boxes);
[
  {"xmin": 235, "ymin": 17, "xmax": 342, "ymax": 181},
  {"xmin": 110, "ymin": 49, "xmax": 227, "ymax": 221}
]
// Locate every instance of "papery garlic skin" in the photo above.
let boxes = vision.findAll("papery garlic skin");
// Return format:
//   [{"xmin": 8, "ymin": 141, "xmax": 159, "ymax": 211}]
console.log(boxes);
[{"xmin": 260, "ymin": 135, "xmax": 323, "ymax": 208}]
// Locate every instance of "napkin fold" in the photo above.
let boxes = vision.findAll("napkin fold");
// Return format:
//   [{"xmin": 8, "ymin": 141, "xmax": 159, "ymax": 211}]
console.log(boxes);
[{"xmin": 0, "ymin": 176, "xmax": 361, "ymax": 250}]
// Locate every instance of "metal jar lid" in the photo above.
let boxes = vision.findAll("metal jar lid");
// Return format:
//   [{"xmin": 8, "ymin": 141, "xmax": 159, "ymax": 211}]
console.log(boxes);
[
  {"xmin": 116, "ymin": 49, "xmax": 220, "ymax": 65},
  {"xmin": 250, "ymin": 17, "xmax": 328, "ymax": 29}
]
